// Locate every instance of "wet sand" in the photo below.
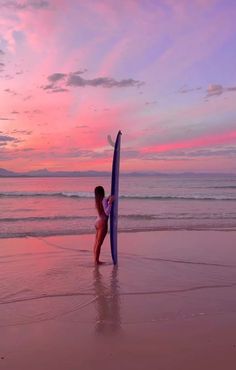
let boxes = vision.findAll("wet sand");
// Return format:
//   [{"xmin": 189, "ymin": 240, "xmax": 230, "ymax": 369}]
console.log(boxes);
[{"xmin": 1, "ymin": 231, "xmax": 236, "ymax": 369}]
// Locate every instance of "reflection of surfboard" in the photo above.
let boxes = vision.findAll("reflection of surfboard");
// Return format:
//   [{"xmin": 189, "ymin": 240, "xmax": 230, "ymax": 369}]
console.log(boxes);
[{"xmin": 110, "ymin": 131, "xmax": 122, "ymax": 265}]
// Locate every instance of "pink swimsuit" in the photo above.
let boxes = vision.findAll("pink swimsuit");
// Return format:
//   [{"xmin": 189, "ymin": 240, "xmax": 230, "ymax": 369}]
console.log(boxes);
[{"xmin": 95, "ymin": 197, "xmax": 112, "ymax": 228}]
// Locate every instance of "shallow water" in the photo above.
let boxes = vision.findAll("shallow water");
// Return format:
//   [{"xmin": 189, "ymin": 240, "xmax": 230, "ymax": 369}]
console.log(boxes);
[{"xmin": 1, "ymin": 231, "xmax": 236, "ymax": 330}]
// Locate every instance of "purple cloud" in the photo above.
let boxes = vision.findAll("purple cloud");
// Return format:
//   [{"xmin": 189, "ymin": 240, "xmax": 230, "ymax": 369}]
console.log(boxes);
[
  {"xmin": 178, "ymin": 86, "xmax": 202, "ymax": 94},
  {"xmin": 206, "ymin": 84, "xmax": 236, "ymax": 98},
  {"xmin": 4, "ymin": 88, "xmax": 18, "ymax": 95},
  {"xmin": 0, "ymin": 117, "xmax": 14, "ymax": 120},
  {"xmin": 0, "ymin": 1, "xmax": 49, "ymax": 10},
  {"xmin": 41, "ymin": 70, "xmax": 144, "ymax": 92},
  {"xmin": 11, "ymin": 129, "xmax": 32, "ymax": 135},
  {"xmin": 206, "ymin": 84, "xmax": 223, "ymax": 97},
  {"xmin": 0, "ymin": 134, "xmax": 16, "ymax": 143},
  {"xmin": 226, "ymin": 87, "xmax": 236, "ymax": 92},
  {"xmin": 67, "ymin": 74, "xmax": 143, "ymax": 88},
  {"xmin": 47, "ymin": 73, "xmax": 67, "ymax": 83}
]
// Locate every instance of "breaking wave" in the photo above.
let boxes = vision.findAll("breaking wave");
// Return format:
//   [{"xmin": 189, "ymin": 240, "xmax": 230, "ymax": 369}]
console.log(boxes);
[{"xmin": 1, "ymin": 191, "xmax": 236, "ymax": 201}]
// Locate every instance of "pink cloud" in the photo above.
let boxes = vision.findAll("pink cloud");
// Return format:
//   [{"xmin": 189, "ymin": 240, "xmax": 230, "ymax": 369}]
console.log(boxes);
[{"xmin": 142, "ymin": 129, "xmax": 236, "ymax": 153}]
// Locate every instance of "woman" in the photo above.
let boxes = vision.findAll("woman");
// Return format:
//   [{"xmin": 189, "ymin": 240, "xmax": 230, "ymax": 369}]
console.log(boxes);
[{"xmin": 93, "ymin": 186, "xmax": 114, "ymax": 264}]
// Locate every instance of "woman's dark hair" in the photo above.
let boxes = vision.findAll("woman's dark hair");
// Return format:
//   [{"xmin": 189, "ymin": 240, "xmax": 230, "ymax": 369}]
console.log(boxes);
[{"xmin": 94, "ymin": 186, "xmax": 105, "ymax": 216}]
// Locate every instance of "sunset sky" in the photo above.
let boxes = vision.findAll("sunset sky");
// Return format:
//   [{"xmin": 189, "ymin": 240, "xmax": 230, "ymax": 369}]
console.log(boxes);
[{"xmin": 0, "ymin": 0, "xmax": 236, "ymax": 173}]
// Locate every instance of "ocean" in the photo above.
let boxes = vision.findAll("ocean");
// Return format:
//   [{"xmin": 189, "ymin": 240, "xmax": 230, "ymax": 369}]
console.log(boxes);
[{"xmin": 1, "ymin": 174, "xmax": 236, "ymax": 238}]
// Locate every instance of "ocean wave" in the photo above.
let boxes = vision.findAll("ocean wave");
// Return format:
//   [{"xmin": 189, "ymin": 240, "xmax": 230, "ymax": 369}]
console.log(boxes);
[
  {"xmin": 2, "ymin": 213, "xmax": 236, "ymax": 223},
  {"xmin": 1, "ymin": 191, "xmax": 236, "ymax": 201},
  {"xmin": 0, "ymin": 215, "xmax": 93, "ymax": 223},
  {"xmin": 211, "ymin": 186, "xmax": 236, "ymax": 189},
  {"xmin": 0, "ymin": 229, "xmax": 94, "ymax": 239},
  {"xmin": 122, "ymin": 214, "xmax": 236, "ymax": 220},
  {"xmin": 0, "ymin": 191, "xmax": 92, "ymax": 198},
  {"xmin": 122, "ymin": 195, "xmax": 236, "ymax": 200}
]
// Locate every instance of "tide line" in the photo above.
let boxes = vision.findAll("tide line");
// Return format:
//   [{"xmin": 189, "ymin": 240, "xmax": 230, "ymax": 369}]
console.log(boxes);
[{"xmin": 1, "ymin": 283, "xmax": 236, "ymax": 305}]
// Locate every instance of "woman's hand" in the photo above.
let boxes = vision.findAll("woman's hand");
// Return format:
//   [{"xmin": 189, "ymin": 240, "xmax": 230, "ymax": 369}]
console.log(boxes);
[{"xmin": 108, "ymin": 195, "xmax": 115, "ymax": 204}]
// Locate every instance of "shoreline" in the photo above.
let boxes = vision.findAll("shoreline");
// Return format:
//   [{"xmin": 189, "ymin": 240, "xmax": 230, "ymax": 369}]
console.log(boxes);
[{"xmin": 1, "ymin": 225, "xmax": 236, "ymax": 240}]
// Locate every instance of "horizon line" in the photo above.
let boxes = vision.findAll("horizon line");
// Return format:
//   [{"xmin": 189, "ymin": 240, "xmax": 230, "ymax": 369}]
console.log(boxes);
[{"xmin": 0, "ymin": 167, "xmax": 236, "ymax": 177}]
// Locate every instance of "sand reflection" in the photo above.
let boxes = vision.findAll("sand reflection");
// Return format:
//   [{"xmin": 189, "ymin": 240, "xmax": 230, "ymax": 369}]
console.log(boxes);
[{"xmin": 93, "ymin": 266, "xmax": 121, "ymax": 335}]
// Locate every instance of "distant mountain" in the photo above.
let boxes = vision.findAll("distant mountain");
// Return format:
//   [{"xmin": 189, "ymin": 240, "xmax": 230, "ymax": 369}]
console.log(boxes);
[
  {"xmin": 0, "ymin": 168, "xmax": 235, "ymax": 177},
  {"xmin": 26, "ymin": 168, "xmax": 51, "ymax": 176},
  {"xmin": 0, "ymin": 168, "xmax": 111, "ymax": 177},
  {"xmin": 0, "ymin": 168, "xmax": 20, "ymax": 177},
  {"xmin": 0, "ymin": 167, "xmax": 158, "ymax": 177},
  {"xmin": 25, "ymin": 169, "xmax": 111, "ymax": 177}
]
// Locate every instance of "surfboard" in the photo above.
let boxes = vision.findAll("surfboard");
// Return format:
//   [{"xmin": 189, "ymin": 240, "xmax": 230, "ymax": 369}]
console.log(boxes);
[{"xmin": 110, "ymin": 131, "xmax": 122, "ymax": 265}]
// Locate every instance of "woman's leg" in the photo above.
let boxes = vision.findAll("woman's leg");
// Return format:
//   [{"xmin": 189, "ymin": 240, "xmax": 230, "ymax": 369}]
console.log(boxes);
[
  {"xmin": 94, "ymin": 222, "xmax": 108, "ymax": 264},
  {"xmin": 93, "ymin": 227, "xmax": 99, "ymax": 259}
]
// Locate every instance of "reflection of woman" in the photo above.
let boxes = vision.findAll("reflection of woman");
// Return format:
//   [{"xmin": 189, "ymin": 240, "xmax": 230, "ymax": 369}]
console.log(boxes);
[
  {"xmin": 93, "ymin": 266, "xmax": 121, "ymax": 335},
  {"xmin": 93, "ymin": 186, "xmax": 114, "ymax": 264}
]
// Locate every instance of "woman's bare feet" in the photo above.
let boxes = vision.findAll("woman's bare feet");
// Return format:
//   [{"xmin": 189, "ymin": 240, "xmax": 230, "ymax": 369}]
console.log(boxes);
[{"xmin": 95, "ymin": 260, "xmax": 105, "ymax": 265}]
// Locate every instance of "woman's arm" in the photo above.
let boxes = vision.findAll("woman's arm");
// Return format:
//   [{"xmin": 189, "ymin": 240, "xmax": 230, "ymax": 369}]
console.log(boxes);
[{"xmin": 102, "ymin": 196, "xmax": 114, "ymax": 216}]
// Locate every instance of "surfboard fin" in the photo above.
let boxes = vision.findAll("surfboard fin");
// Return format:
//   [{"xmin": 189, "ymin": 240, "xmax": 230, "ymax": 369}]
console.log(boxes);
[{"xmin": 107, "ymin": 135, "xmax": 115, "ymax": 147}]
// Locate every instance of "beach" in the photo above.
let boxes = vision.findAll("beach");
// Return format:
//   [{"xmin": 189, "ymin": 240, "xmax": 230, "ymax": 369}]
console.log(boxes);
[
  {"xmin": 1, "ymin": 230, "xmax": 236, "ymax": 370},
  {"xmin": 1, "ymin": 0, "xmax": 236, "ymax": 368}
]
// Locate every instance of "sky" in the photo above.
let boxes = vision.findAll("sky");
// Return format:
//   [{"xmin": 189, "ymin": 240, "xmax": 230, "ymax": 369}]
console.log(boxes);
[{"xmin": 0, "ymin": 0, "xmax": 236, "ymax": 173}]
